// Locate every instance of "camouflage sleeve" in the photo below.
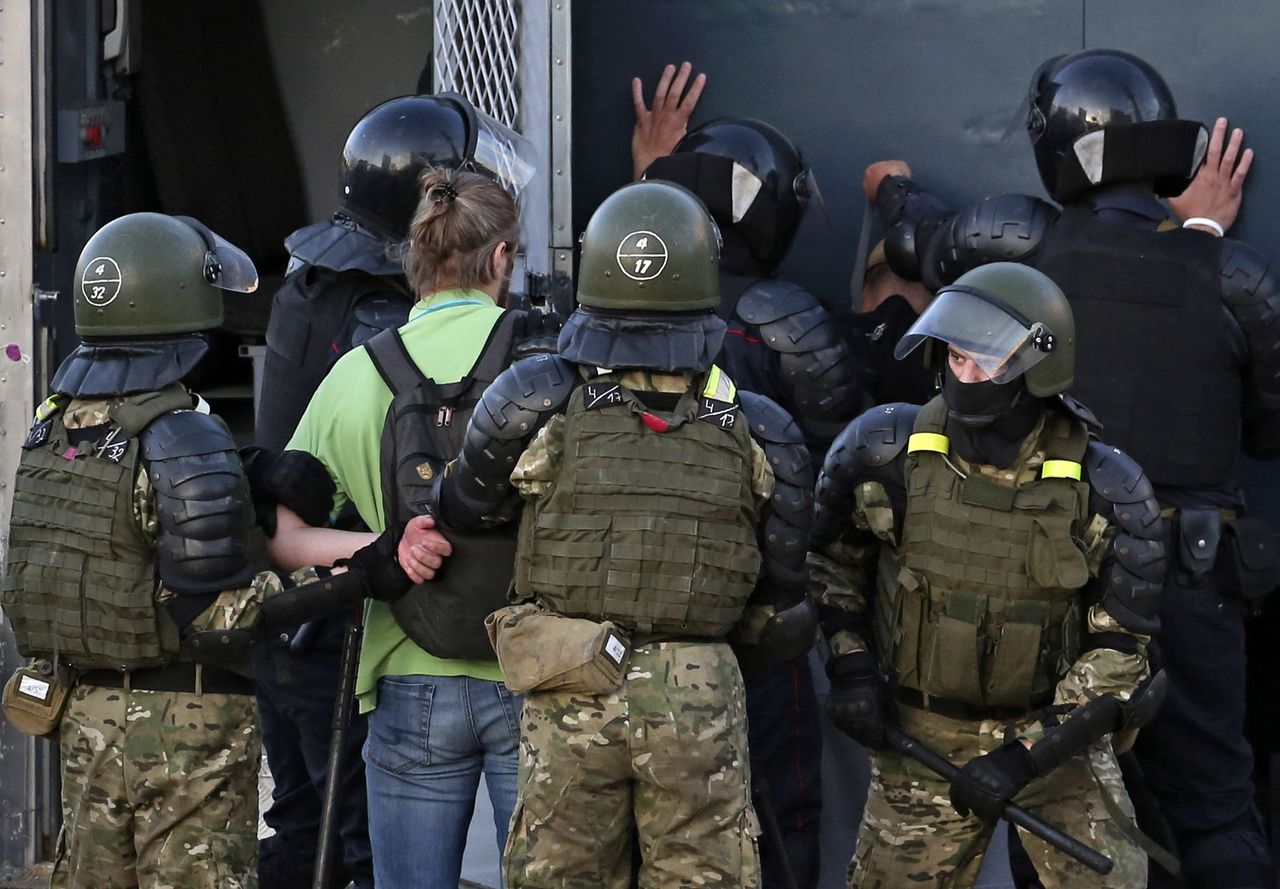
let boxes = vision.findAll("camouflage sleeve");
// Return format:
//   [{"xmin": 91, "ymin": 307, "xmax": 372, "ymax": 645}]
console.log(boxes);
[
  {"xmin": 510, "ymin": 413, "xmax": 566, "ymax": 500},
  {"xmin": 811, "ymin": 479, "xmax": 892, "ymax": 657},
  {"xmin": 1052, "ymin": 605, "xmax": 1151, "ymax": 709},
  {"xmin": 133, "ymin": 464, "xmax": 158, "ymax": 539},
  {"xmin": 747, "ymin": 438, "xmax": 775, "ymax": 509},
  {"xmin": 168, "ymin": 565, "xmax": 332, "ymax": 638}
]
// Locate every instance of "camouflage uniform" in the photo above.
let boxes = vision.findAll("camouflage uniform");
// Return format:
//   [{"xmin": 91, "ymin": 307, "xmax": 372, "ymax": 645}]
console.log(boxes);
[
  {"xmin": 40, "ymin": 399, "xmax": 302, "ymax": 889},
  {"xmin": 814, "ymin": 404, "xmax": 1154, "ymax": 889},
  {"xmin": 502, "ymin": 369, "xmax": 773, "ymax": 889}
]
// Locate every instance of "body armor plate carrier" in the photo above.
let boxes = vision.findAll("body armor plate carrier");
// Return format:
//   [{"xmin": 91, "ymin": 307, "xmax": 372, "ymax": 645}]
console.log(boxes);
[
  {"xmin": 515, "ymin": 367, "xmax": 763, "ymax": 637},
  {"xmin": 366, "ymin": 310, "xmax": 525, "ymax": 660},
  {"xmin": 875, "ymin": 397, "xmax": 1091, "ymax": 709},
  {"xmin": 2, "ymin": 386, "xmax": 193, "ymax": 669},
  {"xmin": 1033, "ymin": 206, "xmax": 1239, "ymax": 487}
]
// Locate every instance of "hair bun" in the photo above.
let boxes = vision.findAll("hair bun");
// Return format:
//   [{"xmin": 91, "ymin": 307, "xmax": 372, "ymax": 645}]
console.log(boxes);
[{"xmin": 428, "ymin": 182, "xmax": 460, "ymax": 204}]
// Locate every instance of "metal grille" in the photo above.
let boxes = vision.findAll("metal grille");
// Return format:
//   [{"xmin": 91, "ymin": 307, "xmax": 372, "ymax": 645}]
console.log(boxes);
[{"xmin": 433, "ymin": 0, "xmax": 521, "ymax": 127}]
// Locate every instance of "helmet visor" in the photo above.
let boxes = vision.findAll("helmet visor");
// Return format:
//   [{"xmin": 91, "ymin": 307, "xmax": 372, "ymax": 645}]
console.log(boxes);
[
  {"xmin": 471, "ymin": 110, "xmax": 538, "ymax": 199},
  {"xmin": 174, "ymin": 216, "xmax": 259, "ymax": 293},
  {"xmin": 894, "ymin": 286, "xmax": 1054, "ymax": 384}
]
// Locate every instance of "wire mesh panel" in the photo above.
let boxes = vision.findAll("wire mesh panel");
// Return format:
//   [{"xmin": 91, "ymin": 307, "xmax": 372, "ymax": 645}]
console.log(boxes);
[{"xmin": 433, "ymin": 0, "xmax": 521, "ymax": 127}]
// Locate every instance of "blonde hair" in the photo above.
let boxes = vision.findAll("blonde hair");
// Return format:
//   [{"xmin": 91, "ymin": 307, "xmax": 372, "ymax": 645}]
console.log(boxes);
[{"xmin": 401, "ymin": 168, "xmax": 519, "ymax": 296}]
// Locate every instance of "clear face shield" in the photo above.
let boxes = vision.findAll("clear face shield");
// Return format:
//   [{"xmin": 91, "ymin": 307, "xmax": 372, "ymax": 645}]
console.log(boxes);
[
  {"xmin": 174, "ymin": 216, "xmax": 259, "ymax": 292},
  {"xmin": 445, "ymin": 94, "xmax": 538, "ymax": 200},
  {"xmin": 894, "ymin": 285, "xmax": 1058, "ymax": 384}
]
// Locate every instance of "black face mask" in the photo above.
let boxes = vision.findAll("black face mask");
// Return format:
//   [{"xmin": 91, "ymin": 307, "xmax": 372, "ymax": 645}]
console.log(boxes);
[
  {"xmin": 942, "ymin": 367, "xmax": 1043, "ymax": 468},
  {"xmin": 942, "ymin": 369, "xmax": 1024, "ymax": 428}
]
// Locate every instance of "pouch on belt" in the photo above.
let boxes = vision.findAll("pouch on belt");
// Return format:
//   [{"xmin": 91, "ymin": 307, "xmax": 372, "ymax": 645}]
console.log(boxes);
[
  {"xmin": 2, "ymin": 659, "xmax": 76, "ymax": 737},
  {"xmin": 485, "ymin": 603, "xmax": 631, "ymax": 694}
]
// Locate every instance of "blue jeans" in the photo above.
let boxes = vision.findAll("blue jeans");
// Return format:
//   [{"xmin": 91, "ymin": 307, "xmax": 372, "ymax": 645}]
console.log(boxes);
[{"xmin": 363, "ymin": 674, "xmax": 521, "ymax": 889}]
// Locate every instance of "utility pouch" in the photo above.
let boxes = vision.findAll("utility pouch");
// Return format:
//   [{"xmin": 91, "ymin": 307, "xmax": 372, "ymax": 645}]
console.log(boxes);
[
  {"xmin": 1217, "ymin": 518, "xmax": 1278, "ymax": 606},
  {"xmin": 1175, "ymin": 508, "xmax": 1222, "ymax": 582},
  {"xmin": 2, "ymin": 660, "xmax": 75, "ymax": 738},
  {"xmin": 485, "ymin": 603, "xmax": 631, "ymax": 695}
]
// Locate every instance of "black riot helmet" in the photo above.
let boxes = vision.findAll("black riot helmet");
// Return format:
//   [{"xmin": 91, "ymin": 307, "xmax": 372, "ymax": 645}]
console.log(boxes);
[
  {"xmin": 643, "ymin": 117, "xmax": 814, "ymax": 275},
  {"xmin": 340, "ymin": 93, "xmax": 537, "ymax": 242},
  {"xmin": 1026, "ymin": 49, "xmax": 1207, "ymax": 204}
]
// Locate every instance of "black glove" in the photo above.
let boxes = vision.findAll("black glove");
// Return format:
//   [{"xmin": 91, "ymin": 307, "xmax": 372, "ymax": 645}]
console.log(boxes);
[
  {"xmin": 949, "ymin": 741, "xmax": 1039, "ymax": 821},
  {"xmin": 825, "ymin": 651, "xmax": 894, "ymax": 751},
  {"xmin": 241, "ymin": 447, "xmax": 337, "ymax": 536},
  {"xmin": 336, "ymin": 527, "xmax": 414, "ymax": 603}
]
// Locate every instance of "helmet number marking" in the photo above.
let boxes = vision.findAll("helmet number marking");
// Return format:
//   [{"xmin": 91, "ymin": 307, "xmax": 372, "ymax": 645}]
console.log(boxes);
[
  {"xmin": 616, "ymin": 230, "xmax": 668, "ymax": 281},
  {"xmin": 81, "ymin": 256, "xmax": 123, "ymax": 308}
]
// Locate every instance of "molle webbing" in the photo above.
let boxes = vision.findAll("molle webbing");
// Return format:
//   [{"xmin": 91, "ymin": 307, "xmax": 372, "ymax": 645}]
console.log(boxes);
[
  {"xmin": 877, "ymin": 396, "xmax": 1091, "ymax": 708},
  {"xmin": 1, "ymin": 391, "xmax": 184, "ymax": 669},
  {"xmin": 518, "ymin": 370, "xmax": 761, "ymax": 637}
]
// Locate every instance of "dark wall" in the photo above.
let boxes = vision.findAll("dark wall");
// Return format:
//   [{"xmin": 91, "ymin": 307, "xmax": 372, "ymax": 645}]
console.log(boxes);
[{"xmin": 572, "ymin": 0, "xmax": 1280, "ymax": 520}]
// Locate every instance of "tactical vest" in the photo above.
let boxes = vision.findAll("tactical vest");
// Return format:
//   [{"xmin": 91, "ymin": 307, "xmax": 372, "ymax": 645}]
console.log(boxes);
[
  {"xmin": 515, "ymin": 367, "xmax": 762, "ymax": 637},
  {"xmin": 873, "ymin": 397, "xmax": 1091, "ymax": 709},
  {"xmin": 1033, "ymin": 205, "xmax": 1239, "ymax": 488},
  {"xmin": 1, "ymin": 386, "xmax": 192, "ymax": 670},
  {"xmin": 258, "ymin": 266, "xmax": 411, "ymax": 451},
  {"xmin": 365, "ymin": 311, "xmax": 524, "ymax": 661}
]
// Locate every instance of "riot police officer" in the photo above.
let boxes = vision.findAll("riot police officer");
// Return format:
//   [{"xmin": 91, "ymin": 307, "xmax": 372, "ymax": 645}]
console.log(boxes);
[
  {"xmin": 436, "ymin": 179, "xmax": 818, "ymax": 888},
  {"xmin": 0, "ymin": 212, "xmax": 425, "ymax": 889},
  {"xmin": 812, "ymin": 262, "xmax": 1165, "ymax": 888},
  {"xmin": 252, "ymin": 92, "xmax": 537, "ymax": 889},
  {"xmin": 862, "ymin": 50, "xmax": 1280, "ymax": 888},
  {"xmin": 643, "ymin": 119, "xmax": 865, "ymax": 887}
]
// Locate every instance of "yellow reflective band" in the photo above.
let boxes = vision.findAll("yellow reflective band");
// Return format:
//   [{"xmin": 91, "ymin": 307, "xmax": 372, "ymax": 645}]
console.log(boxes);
[
  {"xmin": 702, "ymin": 364, "xmax": 737, "ymax": 402},
  {"xmin": 907, "ymin": 432, "xmax": 950, "ymax": 455},
  {"xmin": 35, "ymin": 396, "xmax": 60, "ymax": 422},
  {"xmin": 1041, "ymin": 459, "xmax": 1082, "ymax": 480}
]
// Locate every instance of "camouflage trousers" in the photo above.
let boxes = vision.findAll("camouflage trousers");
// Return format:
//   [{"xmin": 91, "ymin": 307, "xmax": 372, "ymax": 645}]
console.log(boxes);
[
  {"xmin": 848, "ymin": 705, "xmax": 1145, "ymax": 889},
  {"xmin": 504, "ymin": 641, "xmax": 761, "ymax": 889},
  {"xmin": 51, "ymin": 682, "xmax": 260, "ymax": 889}
]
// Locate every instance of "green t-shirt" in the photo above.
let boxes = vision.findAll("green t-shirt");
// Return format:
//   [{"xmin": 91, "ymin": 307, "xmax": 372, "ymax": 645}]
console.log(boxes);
[{"xmin": 287, "ymin": 289, "xmax": 506, "ymax": 712}]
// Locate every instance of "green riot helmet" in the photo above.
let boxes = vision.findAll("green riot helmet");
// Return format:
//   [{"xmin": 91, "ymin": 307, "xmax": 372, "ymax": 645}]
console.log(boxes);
[
  {"xmin": 894, "ymin": 262, "xmax": 1075, "ymax": 397},
  {"xmin": 575, "ymin": 180, "xmax": 722, "ymax": 312},
  {"xmin": 74, "ymin": 212, "xmax": 258, "ymax": 337}
]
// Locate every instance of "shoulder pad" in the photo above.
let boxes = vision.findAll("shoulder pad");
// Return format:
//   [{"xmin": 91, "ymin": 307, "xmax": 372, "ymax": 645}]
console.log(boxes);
[
  {"xmin": 833, "ymin": 403, "xmax": 918, "ymax": 482},
  {"xmin": 812, "ymin": 403, "xmax": 917, "ymax": 548},
  {"xmin": 739, "ymin": 390, "xmax": 803, "ymax": 446},
  {"xmin": 736, "ymin": 281, "xmax": 842, "ymax": 353},
  {"xmin": 740, "ymin": 392, "xmax": 813, "ymax": 577},
  {"xmin": 141, "ymin": 409, "xmax": 238, "ymax": 461},
  {"xmin": 442, "ymin": 355, "xmax": 577, "ymax": 528},
  {"xmin": 472, "ymin": 354, "xmax": 577, "ymax": 442},
  {"xmin": 1084, "ymin": 441, "xmax": 1161, "ymax": 539},
  {"xmin": 1219, "ymin": 238, "xmax": 1278, "ymax": 310},
  {"xmin": 740, "ymin": 391, "xmax": 813, "ymax": 517},
  {"xmin": 948, "ymin": 193, "xmax": 1057, "ymax": 268},
  {"xmin": 149, "ymin": 426, "xmax": 254, "ymax": 595}
]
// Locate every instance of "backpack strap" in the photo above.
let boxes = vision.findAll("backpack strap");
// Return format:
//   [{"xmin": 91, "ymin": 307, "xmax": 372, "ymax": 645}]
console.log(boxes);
[
  {"xmin": 471, "ymin": 310, "xmax": 523, "ymax": 384},
  {"xmin": 365, "ymin": 327, "xmax": 427, "ymax": 396}
]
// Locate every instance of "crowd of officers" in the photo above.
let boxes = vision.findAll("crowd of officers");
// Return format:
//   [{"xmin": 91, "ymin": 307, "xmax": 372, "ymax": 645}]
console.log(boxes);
[{"xmin": 2, "ymin": 45, "xmax": 1279, "ymax": 889}]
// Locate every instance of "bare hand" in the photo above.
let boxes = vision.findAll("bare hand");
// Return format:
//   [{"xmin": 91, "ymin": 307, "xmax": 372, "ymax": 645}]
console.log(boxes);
[
  {"xmin": 863, "ymin": 160, "xmax": 913, "ymax": 203},
  {"xmin": 397, "ymin": 514, "xmax": 453, "ymax": 584},
  {"xmin": 631, "ymin": 61, "xmax": 707, "ymax": 180},
  {"xmin": 1169, "ymin": 117, "xmax": 1254, "ymax": 235}
]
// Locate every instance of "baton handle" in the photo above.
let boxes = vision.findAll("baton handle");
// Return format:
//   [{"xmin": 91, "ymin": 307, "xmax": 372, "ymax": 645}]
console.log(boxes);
[{"xmin": 884, "ymin": 726, "xmax": 1114, "ymax": 875}]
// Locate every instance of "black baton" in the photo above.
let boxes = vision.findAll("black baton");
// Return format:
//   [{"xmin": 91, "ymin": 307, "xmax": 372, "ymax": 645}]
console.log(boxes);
[
  {"xmin": 311, "ymin": 611, "xmax": 363, "ymax": 889},
  {"xmin": 884, "ymin": 725, "xmax": 1114, "ymax": 875}
]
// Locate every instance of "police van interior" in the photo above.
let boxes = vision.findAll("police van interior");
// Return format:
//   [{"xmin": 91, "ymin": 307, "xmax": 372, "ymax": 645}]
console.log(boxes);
[{"xmin": 3, "ymin": 1, "xmax": 1280, "ymax": 887}]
